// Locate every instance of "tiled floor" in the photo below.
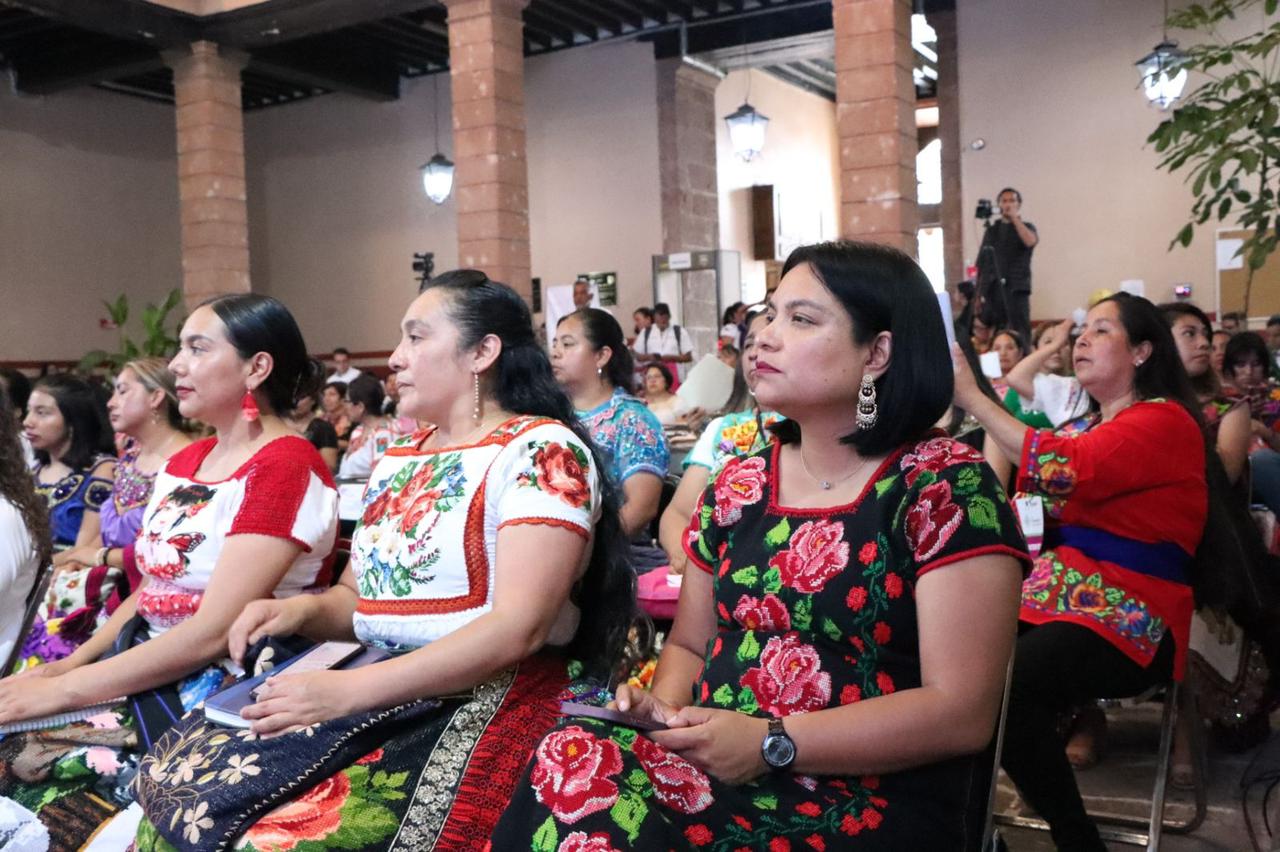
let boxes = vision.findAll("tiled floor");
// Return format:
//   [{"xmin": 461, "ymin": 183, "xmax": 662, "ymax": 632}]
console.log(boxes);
[{"xmin": 994, "ymin": 703, "xmax": 1274, "ymax": 851}]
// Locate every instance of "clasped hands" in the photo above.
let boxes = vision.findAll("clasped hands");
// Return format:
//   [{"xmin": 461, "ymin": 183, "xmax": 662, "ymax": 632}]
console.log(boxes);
[{"xmin": 612, "ymin": 683, "xmax": 769, "ymax": 785}]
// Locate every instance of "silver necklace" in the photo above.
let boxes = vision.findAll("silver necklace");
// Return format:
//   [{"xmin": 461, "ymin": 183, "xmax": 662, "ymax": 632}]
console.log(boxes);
[{"xmin": 797, "ymin": 445, "xmax": 873, "ymax": 490}]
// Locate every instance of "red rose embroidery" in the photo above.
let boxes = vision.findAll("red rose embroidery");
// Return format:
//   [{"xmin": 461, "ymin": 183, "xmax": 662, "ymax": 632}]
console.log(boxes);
[
  {"xmin": 900, "ymin": 437, "xmax": 982, "ymax": 486},
  {"xmin": 862, "ymin": 807, "xmax": 884, "ymax": 829},
  {"xmin": 876, "ymin": 672, "xmax": 896, "ymax": 695},
  {"xmin": 733, "ymin": 815, "xmax": 753, "ymax": 831},
  {"xmin": 243, "ymin": 772, "xmax": 350, "ymax": 851},
  {"xmin": 840, "ymin": 813, "xmax": 864, "ymax": 836},
  {"xmin": 740, "ymin": 635, "xmax": 832, "ymax": 716},
  {"xmin": 839, "ymin": 684, "xmax": 862, "ymax": 704},
  {"xmin": 846, "ymin": 586, "xmax": 867, "ymax": 611},
  {"xmin": 795, "ymin": 802, "xmax": 822, "ymax": 817},
  {"xmin": 858, "ymin": 541, "xmax": 877, "ymax": 565},
  {"xmin": 530, "ymin": 726, "xmax": 623, "ymax": 823},
  {"xmin": 713, "ymin": 456, "xmax": 768, "ymax": 526},
  {"xmin": 532, "ymin": 443, "xmax": 591, "ymax": 508},
  {"xmin": 806, "ymin": 835, "xmax": 826, "ymax": 850},
  {"xmin": 769, "ymin": 839, "xmax": 791, "ymax": 852},
  {"xmin": 399, "ymin": 488, "xmax": 443, "ymax": 535},
  {"xmin": 684, "ymin": 825, "xmax": 713, "ymax": 846},
  {"xmin": 632, "ymin": 736, "xmax": 713, "ymax": 814},
  {"xmin": 391, "ymin": 462, "xmax": 435, "ymax": 515},
  {"xmin": 354, "ymin": 748, "xmax": 384, "ymax": 765},
  {"xmin": 361, "ymin": 486, "xmax": 394, "ymax": 527},
  {"xmin": 904, "ymin": 480, "xmax": 963, "ymax": 562},
  {"xmin": 769, "ymin": 519, "xmax": 851, "ymax": 593},
  {"xmin": 872, "ymin": 622, "xmax": 891, "ymax": 645},
  {"xmin": 557, "ymin": 832, "xmax": 621, "ymax": 852},
  {"xmin": 732, "ymin": 594, "xmax": 791, "ymax": 631},
  {"xmin": 883, "ymin": 573, "xmax": 903, "ymax": 599}
]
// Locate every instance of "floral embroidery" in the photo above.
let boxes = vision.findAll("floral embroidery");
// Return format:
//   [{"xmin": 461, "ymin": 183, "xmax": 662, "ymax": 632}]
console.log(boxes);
[
  {"xmin": 900, "ymin": 437, "xmax": 983, "ymax": 487},
  {"xmin": 713, "ymin": 456, "xmax": 768, "ymax": 526},
  {"xmin": 518, "ymin": 441, "xmax": 593, "ymax": 510},
  {"xmin": 768, "ymin": 519, "xmax": 850, "ymax": 593},
  {"xmin": 740, "ymin": 635, "xmax": 832, "ymax": 716},
  {"xmin": 732, "ymin": 594, "xmax": 791, "ymax": 631},
  {"xmin": 556, "ymin": 831, "xmax": 622, "ymax": 852},
  {"xmin": 903, "ymin": 480, "xmax": 964, "ymax": 562},
  {"xmin": 578, "ymin": 389, "xmax": 668, "ymax": 486},
  {"xmin": 530, "ymin": 726, "xmax": 623, "ymax": 824},
  {"xmin": 632, "ymin": 736, "xmax": 713, "ymax": 814},
  {"xmin": 1021, "ymin": 552, "xmax": 1166, "ymax": 655}
]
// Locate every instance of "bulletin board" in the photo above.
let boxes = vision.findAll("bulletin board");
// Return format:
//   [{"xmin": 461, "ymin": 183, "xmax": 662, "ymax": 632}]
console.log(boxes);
[{"xmin": 1216, "ymin": 228, "xmax": 1280, "ymax": 320}]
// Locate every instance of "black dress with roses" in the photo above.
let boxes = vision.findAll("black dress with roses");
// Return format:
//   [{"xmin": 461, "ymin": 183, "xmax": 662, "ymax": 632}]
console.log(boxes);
[{"xmin": 490, "ymin": 435, "xmax": 1029, "ymax": 852}]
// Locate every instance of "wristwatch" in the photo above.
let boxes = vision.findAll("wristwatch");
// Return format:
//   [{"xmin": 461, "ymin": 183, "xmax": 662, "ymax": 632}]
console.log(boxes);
[{"xmin": 761, "ymin": 716, "xmax": 797, "ymax": 771}]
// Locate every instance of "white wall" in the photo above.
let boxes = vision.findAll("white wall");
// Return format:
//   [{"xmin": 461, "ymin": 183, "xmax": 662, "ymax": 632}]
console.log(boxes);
[
  {"xmin": 0, "ymin": 86, "xmax": 181, "ymax": 362},
  {"xmin": 246, "ymin": 40, "xmax": 664, "ymax": 354},
  {"xmin": 715, "ymin": 69, "xmax": 840, "ymax": 304},
  {"xmin": 527, "ymin": 41, "xmax": 663, "ymax": 324},
  {"xmin": 956, "ymin": 0, "xmax": 1243, "ymax": 320}
]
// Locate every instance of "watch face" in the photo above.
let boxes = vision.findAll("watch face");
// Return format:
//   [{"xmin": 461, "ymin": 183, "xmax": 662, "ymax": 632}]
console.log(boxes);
[{"xmin": 763, "ymin": 734, "xmax": 796, "ymax": 768}]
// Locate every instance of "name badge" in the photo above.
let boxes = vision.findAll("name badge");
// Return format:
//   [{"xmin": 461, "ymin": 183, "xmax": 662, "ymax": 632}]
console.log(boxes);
[{"xmin": 1013, "ymin": 495, "xmax": 1045, "ymax": 557}]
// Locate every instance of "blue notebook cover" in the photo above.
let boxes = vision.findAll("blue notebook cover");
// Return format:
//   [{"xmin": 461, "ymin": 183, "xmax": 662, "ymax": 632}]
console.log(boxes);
[{"xmin": 203, "ymin": 644, "xmax": 390, "ymax": 728}]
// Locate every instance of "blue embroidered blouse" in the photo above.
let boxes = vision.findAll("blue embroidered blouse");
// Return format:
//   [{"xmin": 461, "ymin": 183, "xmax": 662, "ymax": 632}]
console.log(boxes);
[
  {"xmin": 33, "ymin": 455, "xmax": 115, "ymax": 548},
  {"xmin": 577, "ymin": 388, "xmax": 669, "ymax": 489}
]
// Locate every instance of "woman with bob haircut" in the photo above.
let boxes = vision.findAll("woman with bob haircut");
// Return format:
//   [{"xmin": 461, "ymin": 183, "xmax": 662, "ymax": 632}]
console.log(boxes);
[
  {"xmin": 955, "ymin": 292, "xmax": 1208, "ymax": 851},
  {"xmin": 0, "ymin": 294, "xmax": 338, "ymax": 849},
  {"xmin": 130, "ymin": 271, "xmax": 635, "ymax": 851},
  {"xmin": 492, "ymin": 241, "xmax": 1029, "ymax": 849}
]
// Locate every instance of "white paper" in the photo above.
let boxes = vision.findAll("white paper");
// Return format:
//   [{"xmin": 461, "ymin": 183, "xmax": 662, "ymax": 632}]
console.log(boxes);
[
  {"xmin": 979, "ymin": 351, "xmax": 1003, "ymax": 379},
  {"xmin": 1119, "ymin": 279, "xmax": 1145, "ymax": 297},
  {"xmin": 675, "ymin": 354, "xmax": 734, "ymax": 413},
  {"xmin": 937, "ymin": 291, "xmax": 957, "ymax": 351},
  {"xmin": 1217, "ymin": 238, "xmax": 1245, "ymax": 270}
]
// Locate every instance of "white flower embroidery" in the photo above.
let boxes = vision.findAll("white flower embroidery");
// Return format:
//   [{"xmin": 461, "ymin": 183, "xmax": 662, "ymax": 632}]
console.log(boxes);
[
  {"xmin": 146, "ymin": 759, "xmax": 168, "ymax": 784},
  {"xmin": 182, "ymin": 802, "xmax": 214, "ymax": 844},
  {"xmin": 170, "ymin": 751, "xmax": 206, "ymax": 786},
  {"xmin": 218, "ymin": 753, "xmax": 261, "ymax": 784}
]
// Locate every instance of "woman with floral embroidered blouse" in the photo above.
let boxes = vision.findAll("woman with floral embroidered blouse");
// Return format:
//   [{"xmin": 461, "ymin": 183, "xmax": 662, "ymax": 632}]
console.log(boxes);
[
  {"xmin": 130, "ymin": 271, "xmax": 635, "ymax": 852},
  {"xmin": 955, "ymin": 292, "xmax": 1209, "ymax": 852},
  {"xmin": 491, "ymin": 241, "xmax": 1028, "ymax": 850}
]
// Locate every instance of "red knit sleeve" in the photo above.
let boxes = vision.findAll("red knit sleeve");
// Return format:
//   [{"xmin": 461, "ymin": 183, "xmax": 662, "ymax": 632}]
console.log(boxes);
[{"xmin": 228, "ymin": 437, "xmax": 336, "ymax": 549}]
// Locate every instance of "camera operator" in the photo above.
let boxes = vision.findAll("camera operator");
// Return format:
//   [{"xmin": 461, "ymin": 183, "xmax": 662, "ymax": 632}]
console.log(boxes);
[{"xmin": 976, "ymin": 187, "xmax": 1038, "ymax": 344}]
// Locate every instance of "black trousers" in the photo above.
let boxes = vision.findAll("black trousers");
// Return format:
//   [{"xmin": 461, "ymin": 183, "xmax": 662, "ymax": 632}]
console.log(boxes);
[
  {"xmin": 1005, "ymin": 289, "xmax": 1032, "ymax": 350},
  {"xmin": 1000, "ymin": 621, "xmax": 1174, "ymax": 852}
]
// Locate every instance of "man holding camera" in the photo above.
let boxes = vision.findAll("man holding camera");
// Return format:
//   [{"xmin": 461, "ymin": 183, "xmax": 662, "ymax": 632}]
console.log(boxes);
[{"xmin": 976, "ymin": 187, "xmax": 1038, "ymax": 345}]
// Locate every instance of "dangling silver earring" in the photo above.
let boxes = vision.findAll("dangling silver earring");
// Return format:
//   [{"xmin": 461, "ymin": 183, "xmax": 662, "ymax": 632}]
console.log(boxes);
[
  {"xmin": 596, "ymin": 366, "xmax": 604, "ymax": 380},
  {"xmin": 856, "ymin": 373, "xmax": 878, "ymax": 431},
  {"xmin": 472, "ymin": 371, "xmax": 482, "ymax": 423}
]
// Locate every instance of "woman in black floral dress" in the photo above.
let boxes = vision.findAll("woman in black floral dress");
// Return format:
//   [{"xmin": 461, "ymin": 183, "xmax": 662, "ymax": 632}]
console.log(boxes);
[{"xmin": 491, "ymin": 241, "xmax": 1030, "ymax": 851}]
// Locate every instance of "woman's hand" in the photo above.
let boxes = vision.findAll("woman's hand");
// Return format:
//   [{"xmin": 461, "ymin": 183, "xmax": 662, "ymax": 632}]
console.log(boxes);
[
  {"xmin": 1037, "ymin": 318, "xmax": 1074, "ymax": 354},
  {"xmin": 950, "ymin": 343, "xmax": 986, "ymax": 412},
  {"xmin": 11, "ymin": 657, "xmax": 79, "ymax": 681},
  {"xmin": 227, "ymin": 597, "xmax": 311, "ymax": 666},
  {"xmin": 612, "ymin": 683, "xmax": 679, "ymax": 725},
  {"xmin": 239, "ymin": 668, "xmax": 363, "ymax": 735},
  {"xmin": 650, "ymin": 706, "xmax": 769, "ymax": 784},
  {"xmin": 52, "ymin": 544, "xmax": 99, "ymax": 570},
  {"xmin": 0, "ymin": 674, "xmax": 76, "ymax": 724}
]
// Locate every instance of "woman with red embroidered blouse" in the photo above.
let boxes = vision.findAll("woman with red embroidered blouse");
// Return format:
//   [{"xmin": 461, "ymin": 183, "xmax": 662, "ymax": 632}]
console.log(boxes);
[
  {"xmin": 955, "ymin": 292, "xmax": 1209, "ymax": 852},
  {"xmin": 0, "ymin": 294, "xmax": 337, "ymax": 848}
]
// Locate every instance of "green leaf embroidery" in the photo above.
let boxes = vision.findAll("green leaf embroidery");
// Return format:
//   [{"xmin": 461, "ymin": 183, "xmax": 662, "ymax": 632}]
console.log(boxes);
[
  {"xmin": 737, "ymin": 686, "xmax": 760, "ymax": 715},
  {"xmin": 1063, "ymin": 569, "xmax": 1083, "ymax": 585},
  {"xmin": 874, "ymin": 473, "xmax": 900, "ymax": 497},
  {"xmin": 762, "ymin": 566, "xmax": 783, "ymax": 595},
  {"xmin": 821, "ymin": 617, "xmax": 842, "ymax": 643},
  {"xmin": 713, "ymin": 684, "xmax": 736, "ymax": 707},
  {"xmin": 956, "ymin": 466, "xmax": 982, "ymax": 495},
  {"xmin": 967, "ymin": 495, "xmax": 1000, "ymax": 532},
  {"xmin": 613, "ymin": 727, "xmax": 638, "ymax": 749},
  {"xmin": 753, "ymin": 794, "xmax": 779, "ymax": 810},
  {"xmin": 390, "ymin": 460, "xmax": 419, "ymax": 491},
  {"xmin": 730, "ymin": 565, "xmax": 760, "ymax": 587},
  {"xmin": 532, "ymin": 815, "xmax": 559, "ymax": 852},
  {"xmin": 390, "ymin": 565, "xmax": 413, "ymax": 597},
  {"xmin": 326, "ymin": 793, "xmax": 398, "ymax": 848},
  {"xmin": 737, "ymin": 630, "xmax": 761, "ymax": 663},
  {"xmin": 610, "ymin": 791, "xmax": 649, "ymax": 843},
  {"xmin": 764, "ymin": 517, "xmax": 791, "ymax": 547},
  {"xmin": 792, "ymin": 596, "xmax": 814, "ymax": 631},
  {"xmin": 626, "ymin": 768, "xmax": 650, "ymax": 791},
  {"xmin": 1104, "ymin": 587, "xmax": 1124, "ymax": 605}
]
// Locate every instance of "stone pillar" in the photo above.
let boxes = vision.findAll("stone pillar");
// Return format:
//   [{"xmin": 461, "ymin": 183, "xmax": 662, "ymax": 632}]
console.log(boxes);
[
  {"xmin": 931, "ymin": 8, "xmax": 964, "ymax": 288},
  {"xmin": 834, "ymin": 0, "xmax": 919, "ymax": 255},
  {"xmin": 442, "ymin": 0, "xmax": 531, "ymax": 299},
  {"xmin": 655, "ymin": 58, "xmax": 721, "ymax": 355},
  {"xmin": 166, "ymin": 41, "xmax": 250, "ymax": 307}
]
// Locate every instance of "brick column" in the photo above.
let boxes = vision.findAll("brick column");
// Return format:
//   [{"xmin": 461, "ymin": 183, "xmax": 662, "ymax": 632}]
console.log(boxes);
[
  {"xmin": 931, "ymin": 8, "xmax": 964, "ymax": 288},
  {"xmin": 655, "ymin": 58, "xmax": 721, "ymax": 356},
  {"xmin": 443, "ymin": 0, "xmax": 531, "ymax": 299},
  {"xmin": 834, "ymin": 0, "xmax": 919, "ymax": 255},
  {"xmin": 165, "ymin": 41, "xmax": 250, "ymax": 307}
]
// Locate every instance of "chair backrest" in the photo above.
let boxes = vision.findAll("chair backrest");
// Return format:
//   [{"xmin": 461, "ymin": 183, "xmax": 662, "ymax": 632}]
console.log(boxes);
[
  {"xmin": 1, "ymin": 560, "xmax": 53, "ymax": 677},
  {"xmin": 981, "ymin": 654, "xmax": 1016, "ymax": 851}
]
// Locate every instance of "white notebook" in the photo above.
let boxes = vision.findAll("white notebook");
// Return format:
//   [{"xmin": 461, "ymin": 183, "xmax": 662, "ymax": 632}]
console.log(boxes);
[{"xmin": 0, "ymin": 699, "xmax": 125, "ymax": 736}]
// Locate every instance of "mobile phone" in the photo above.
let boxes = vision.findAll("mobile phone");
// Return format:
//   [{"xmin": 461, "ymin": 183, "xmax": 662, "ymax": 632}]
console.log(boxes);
[
  {"xmin": 937, "ymin": 291, "xmax": 958, "ymax": 351},
  {"xmin": 249, "ymin": 642, "xmax": 364, "ymax": 699},
  {"xmin": 559, "ymin": 701, "xmax": 668, "ymax": 732}
]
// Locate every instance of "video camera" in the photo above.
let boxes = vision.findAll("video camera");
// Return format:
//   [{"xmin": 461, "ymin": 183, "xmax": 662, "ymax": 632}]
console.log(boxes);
[{"xmin": 974, "ymin": 199, "xmax": 993, "ymax": 220}]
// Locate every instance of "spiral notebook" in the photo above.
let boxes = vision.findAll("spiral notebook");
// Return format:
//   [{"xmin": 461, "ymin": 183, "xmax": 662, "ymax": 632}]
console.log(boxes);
[{"xmin": 0, "ymin": 698, "xmax": 126, "ymax": 736}]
